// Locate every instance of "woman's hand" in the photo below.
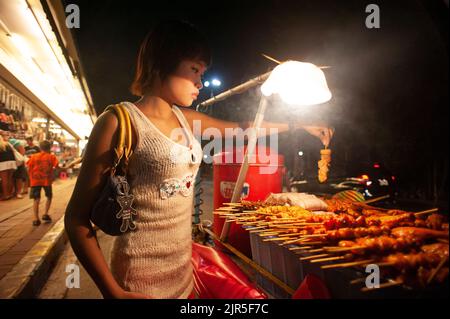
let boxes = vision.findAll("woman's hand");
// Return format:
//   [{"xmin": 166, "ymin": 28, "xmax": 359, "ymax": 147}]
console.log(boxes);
[{"xmin": 302, "ymin": 126, "xmax": 335, "ymax": 148}]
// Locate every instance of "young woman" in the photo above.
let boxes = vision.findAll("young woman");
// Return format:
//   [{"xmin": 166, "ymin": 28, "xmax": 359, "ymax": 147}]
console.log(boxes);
[{"xmin": 64, "ymin": 20, "xmax": 332, "ymax": 299}]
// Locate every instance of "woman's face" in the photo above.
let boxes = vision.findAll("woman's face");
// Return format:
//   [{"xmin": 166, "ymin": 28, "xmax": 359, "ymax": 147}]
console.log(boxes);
[{"xmin": 161, "ymin": 59, "xmax": 207, "ymax": 107}]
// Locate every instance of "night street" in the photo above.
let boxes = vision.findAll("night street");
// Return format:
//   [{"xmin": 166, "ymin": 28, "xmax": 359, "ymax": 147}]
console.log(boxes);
[{"xmin": 0, "ymin": 0, "xmax": 448, "ymax": 309}]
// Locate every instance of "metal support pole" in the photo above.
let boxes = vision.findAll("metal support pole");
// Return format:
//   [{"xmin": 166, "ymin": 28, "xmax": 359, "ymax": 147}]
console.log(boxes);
[{"xmin": 219, "ymin": 95, "xmax": 269, "ymax": 241}]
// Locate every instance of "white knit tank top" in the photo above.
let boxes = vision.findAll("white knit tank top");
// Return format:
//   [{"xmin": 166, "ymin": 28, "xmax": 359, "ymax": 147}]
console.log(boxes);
[{"xmin": 109, "ymin": 101, "xmax": 203, "ymax": 299}]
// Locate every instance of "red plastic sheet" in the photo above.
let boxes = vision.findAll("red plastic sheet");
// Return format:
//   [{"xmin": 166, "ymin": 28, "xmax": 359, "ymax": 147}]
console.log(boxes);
[{"xmin": 192, "ymin": 243, "xmax": 267, "ymax": 299}]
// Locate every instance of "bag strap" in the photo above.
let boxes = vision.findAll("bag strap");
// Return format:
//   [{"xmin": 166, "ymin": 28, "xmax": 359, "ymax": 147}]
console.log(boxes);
[
  {"xmin": 117, "ymin": 103, "xmax": 134, "ymax": 164},
  {"xmin": 104, "ymin": 104, "xmax": 126, "ymax": 174}
]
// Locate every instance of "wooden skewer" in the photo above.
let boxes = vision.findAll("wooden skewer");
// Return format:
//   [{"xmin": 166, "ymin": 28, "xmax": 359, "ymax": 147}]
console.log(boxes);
[
  {"xmin": 288, "ymin": 241, "xmax": 327, "ymax": 246},
  {"xmin": 304, "ymin": 248, "xmax": 325, "ymax": 253},
  {"xmin": 261, "ymin": 53, "xmax": 330, "ymax": 69},
  {"xmin": 223, "ymin": 203, "xmax": 242, "ymax": 206},
  {"xmin": 281, "ymin": 232, "xmax": 308, "ymax": 237},
  {"xmin": 263, "ymin": 237, "xmax": 292, "ymax": 242},
  {"xmin": 270, "ymin": 223, "xmax": 319, "ymax": 228},
  {"xmin": 234, "ymin": 215, "xmax": 259, "ymax": 220},
  {"xmin": 363, "ymin": 195, "xmax": 390, "ymax": 204},
  {"xmin": 299, "ymin": 234, "xmax": 327, "ymax": 239},
  {"xmin": 218, "ymin": 212, "xmax": 255, "ymax": 216},
  {"xmin": 427, "ymin": 257, "xmax": 447, "ymax": 284},
  {"xmin": 258, "ymin": 232, "xmax": 284, "ymax": 236},
  {"xmin": 239, "ymin": 221, "xmax": 262, "ymax": 225},
  {"xmin": 309, "ymin": 256, "xmax": 346, "ymax": 263},
  {"xmin": 415, "ymin": 208, "xmax": 438, "ymax": 217},
  {"xmin": 308, "ymin": 241, "xmax": 329, "ymax": 245},
  {"xmin": 288, "ymin": 246, "xmax": 313, "ymax": 251},
  {"xmin": 361, "ymin": 280, "xmax": 403, "ymax": 292},
  {"xmin": 261, "ymin": 53, "xmax": 282, "ymax": 64},
  {"xmin": 214, "ymin": 213, "xmax": 240, "ymax": 218},
  {"xmin": 237, "ymin": 221, "xmax": 265, "ymax": 226},
  {"xmin": 216, "ymin": 207, "xmax": 240, "ymax": 211},
  {"xmin": 214, "ymin": 211, "xmax": 236, "ymax": 215},
  {"xmin": 223, "ymin": 206, "xmax": 241, "ymax": 210},
  {"xmin": 266, "ymin": 221, "xmax": 308, "ymax": 228},
  {"xmin": 250, "ymin": 226, "xmax": 273, "ymax": 234},
  {"xmin": 226, "ymin": 219, "xmax": 244, "ymax": 224},
  {"xmin": 270, "ymin": 218, "xmax": 304, "ymax": 222},
  {"xmin": 243, "ymin": 210, "xmax": 268, "ymax": 214},
  {"xmin": 300, "ymin": 254, "xmax": 331, "ymax": 261},
  {"xmin": 321, "ymin": 259, "xmax": 375, "ymax": 269},
  {"xmin": 323, "ymin": 246, "xmax": 366, "ymax": 253},
  {"xmin": 282, "ymin": 237, "xmax": 315, "ymax": 245},
  {"xmin": 282, "ymin": 238, "xmax": 304, "ymax": 245},
  {"xmin": 248, "ymin": 228, "xmax": 273, "ymax": 233},
  {"xmin": 247, "ymin": 227, "xmax": 270, "ymax": 232},
  {"xmin": 437, "ymin": 238, "xmax": 449, "ymax": 244},
  {"xmin": 229, "ymin": 214, "xmax": 251, "ymax": 223},
  {"xmin": 267, "ymin": 230, "xmax": 301, "ymax": 236}
]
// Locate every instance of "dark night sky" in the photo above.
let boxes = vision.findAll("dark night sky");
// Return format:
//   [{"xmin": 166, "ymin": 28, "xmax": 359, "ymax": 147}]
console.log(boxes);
[{"xmin": 66, "ymin": 0, "xmax": 448, "ymax": 201}]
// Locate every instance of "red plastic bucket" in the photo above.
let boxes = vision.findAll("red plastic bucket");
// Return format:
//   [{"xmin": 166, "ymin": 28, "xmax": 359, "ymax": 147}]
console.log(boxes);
[{"xmin": 212, "ymin": 145, "xmax": 285, "ymax": 257}]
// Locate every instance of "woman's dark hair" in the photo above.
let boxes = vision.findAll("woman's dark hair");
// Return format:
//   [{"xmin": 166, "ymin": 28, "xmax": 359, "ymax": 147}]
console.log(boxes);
[{"xmin": 130, "ymin": 20, "xmax": 211, "ymax": 96}]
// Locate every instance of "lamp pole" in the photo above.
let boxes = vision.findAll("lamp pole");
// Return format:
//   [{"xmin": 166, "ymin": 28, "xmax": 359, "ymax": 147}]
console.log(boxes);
[{"xmin": 219, "ymin": 95, "xmax": 269, "ymax": 241}]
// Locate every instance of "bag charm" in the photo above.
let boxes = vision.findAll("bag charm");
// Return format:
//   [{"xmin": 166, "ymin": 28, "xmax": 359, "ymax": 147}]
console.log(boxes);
[{"xmin": 115, "ymin": 176, "xmax": 137, "ymax": 233}]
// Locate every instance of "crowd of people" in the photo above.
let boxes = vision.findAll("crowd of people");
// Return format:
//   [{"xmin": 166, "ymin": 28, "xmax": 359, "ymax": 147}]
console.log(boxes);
[{"xmin": 0, "ymin": 134, "xmax": 80, "ymax": 225}]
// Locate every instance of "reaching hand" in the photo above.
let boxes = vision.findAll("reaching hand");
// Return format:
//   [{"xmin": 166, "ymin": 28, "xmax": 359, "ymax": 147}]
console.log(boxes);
[{"xmin": 303, "ymin": 126, "xmax": 335, "ymax": 148}]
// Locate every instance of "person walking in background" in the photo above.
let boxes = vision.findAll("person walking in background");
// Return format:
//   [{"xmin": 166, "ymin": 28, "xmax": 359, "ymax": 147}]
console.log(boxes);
[
  {"xmin": 9, "ymin": 139, "xmax": 28, "ymax": 199},
  {"xmin": 0, "ymin": 135, "xmax": 17, "ymax": 201},
  {"xmin": 25, "ymin": 136, "xmax": 40, "ymax": 156},
  {"xmin": 24, "ymin": 136, "xmax": 40, "ymax": 193},
  {"xmin": 27, "ymin": 140, "xmax": 59, "ymax": 226}
]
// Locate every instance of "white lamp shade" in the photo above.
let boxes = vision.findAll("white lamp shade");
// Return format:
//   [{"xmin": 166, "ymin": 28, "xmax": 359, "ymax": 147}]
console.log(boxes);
[{"xmin": 261, "ymin": 61, "xmax": 332, "ymax": 106}]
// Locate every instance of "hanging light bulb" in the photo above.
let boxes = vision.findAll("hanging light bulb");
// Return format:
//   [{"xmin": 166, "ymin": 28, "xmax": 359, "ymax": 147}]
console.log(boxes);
[{"xmin": 261, "ymin": 60, "xmax": 332, "ymax": 106}]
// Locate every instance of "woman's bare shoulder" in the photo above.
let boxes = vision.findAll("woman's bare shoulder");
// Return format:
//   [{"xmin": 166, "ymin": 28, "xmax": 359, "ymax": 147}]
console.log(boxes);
[
  {"xmin": 90, "ymin": 109, "xmax": 119, "ymax": 141},
  {"xmin": 81, "ymin": 108, "xmax": 120, "ymax": 163}
]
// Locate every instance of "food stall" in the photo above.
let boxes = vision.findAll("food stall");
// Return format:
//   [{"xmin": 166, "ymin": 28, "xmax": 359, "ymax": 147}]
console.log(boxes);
[
  {"xmin": 212, "ymin": 195, "xmax": 448, "ymax": 298},
  {"xmin": 193, "ymin": 57, "xmax": 449, "ymax": 299}
]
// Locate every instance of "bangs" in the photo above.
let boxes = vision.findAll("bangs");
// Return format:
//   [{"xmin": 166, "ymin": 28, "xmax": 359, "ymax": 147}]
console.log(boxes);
[
  {"xmin": 131, "ymin": 20, "xmax": 212, "ymax": 96},
  {"xmin": 160, "ymin": 21, "xmax": 212, "ymax": 70},
  {"xmin": 179, "ymin": 36, "xmax": 212, "ymax": 68}
]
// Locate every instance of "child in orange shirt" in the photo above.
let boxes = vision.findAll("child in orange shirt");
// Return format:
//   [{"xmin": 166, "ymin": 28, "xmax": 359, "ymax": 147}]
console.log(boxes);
[{"xmin": 27, "ymin": 140, "xmax": 59, "ymax": 226}]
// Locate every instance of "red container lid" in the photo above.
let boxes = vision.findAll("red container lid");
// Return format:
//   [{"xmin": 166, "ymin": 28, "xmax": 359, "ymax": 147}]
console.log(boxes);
[{"xmin": 213, "ymin": 145, "xmax": 284, "ymax": 166}]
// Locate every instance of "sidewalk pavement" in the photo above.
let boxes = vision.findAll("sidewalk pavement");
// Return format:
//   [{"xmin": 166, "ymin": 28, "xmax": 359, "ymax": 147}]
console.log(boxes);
[{"xmin": 0, "ymin": 178, "xmax": 76, "ymax": 281}]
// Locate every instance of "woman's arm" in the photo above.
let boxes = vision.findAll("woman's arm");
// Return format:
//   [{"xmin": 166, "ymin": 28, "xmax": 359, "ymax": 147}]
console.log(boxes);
[
  {"xmin": 64, "ymin": 111, "xmax": 147, "ymax": 299},
  {"xmin": 181, "ymin": 109, "xmax": 333, "ymax": 146},
  {"xmin": 181, "ymin": 108, "xmax": 290, "ymax": 136}
]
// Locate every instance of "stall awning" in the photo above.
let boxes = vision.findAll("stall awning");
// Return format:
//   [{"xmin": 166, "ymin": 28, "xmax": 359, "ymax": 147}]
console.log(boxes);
[{"xmin": 0, "ymin": 0, "xmax": 95, "ymax": 140}]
